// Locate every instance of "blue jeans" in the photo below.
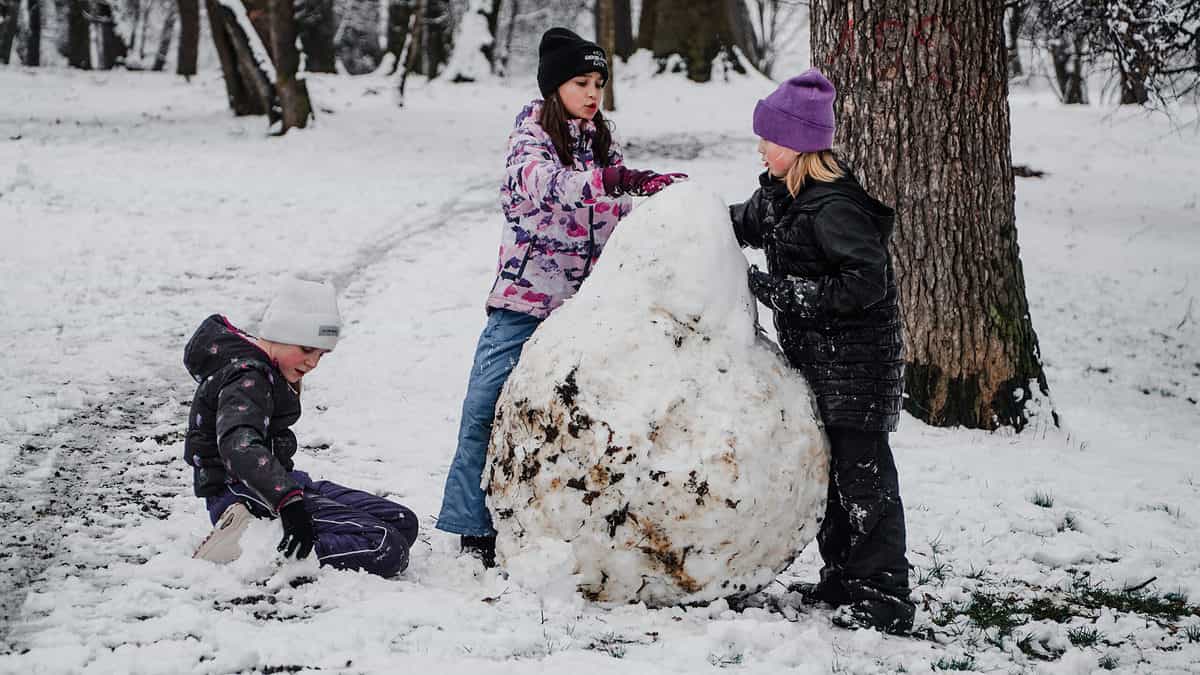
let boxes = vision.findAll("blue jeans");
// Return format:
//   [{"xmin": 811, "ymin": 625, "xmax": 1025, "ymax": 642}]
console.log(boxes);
[{"xmin": 436, "ymin": 309, "xmax": 543, "ymax": 536}]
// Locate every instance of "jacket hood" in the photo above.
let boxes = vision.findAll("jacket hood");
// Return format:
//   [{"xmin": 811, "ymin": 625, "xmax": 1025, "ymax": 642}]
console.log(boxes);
[
  {"xmin": 760, "ymin": 167, "xmax": 896, "ymax": 239},
  {"xmin": 183, "ymin": 314, "xmax": 272, "ymax": 383}
]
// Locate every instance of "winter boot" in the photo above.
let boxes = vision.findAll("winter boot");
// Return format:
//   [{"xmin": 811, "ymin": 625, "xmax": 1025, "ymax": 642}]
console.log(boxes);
[
  {"xmin": 193, "ymin": 503, "xmax": 253, "ymax": 563},
  {"xmin": 787, "ymin": 579, "xmax": 851, "ymax": 607},
  {"xmin": 461, "ymin": 534, "xmax": 496, "ymax": 569},
  {"xmin": 830, "ymin": 594, "xmax": 915, "ymax": 635}
]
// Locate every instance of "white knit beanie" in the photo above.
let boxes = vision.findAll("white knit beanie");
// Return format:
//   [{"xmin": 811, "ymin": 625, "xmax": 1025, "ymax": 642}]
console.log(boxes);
[{"xmin": 258, "ymin": 278, "xmax": 342, "ymax": 350}]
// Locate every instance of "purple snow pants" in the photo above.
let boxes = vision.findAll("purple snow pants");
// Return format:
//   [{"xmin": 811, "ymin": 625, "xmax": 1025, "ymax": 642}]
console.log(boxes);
[{"xmin": 206, "ymin": 471, "xmax": 418, "ymax": 577}]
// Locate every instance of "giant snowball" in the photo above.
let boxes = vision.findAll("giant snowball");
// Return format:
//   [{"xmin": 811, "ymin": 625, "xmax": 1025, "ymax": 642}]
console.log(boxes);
[{"xmin": 484, "ymin": 182, "xmax": 828, "ymax": 607}]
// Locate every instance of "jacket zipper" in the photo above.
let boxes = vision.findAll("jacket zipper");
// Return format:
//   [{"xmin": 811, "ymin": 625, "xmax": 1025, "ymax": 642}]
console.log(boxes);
[{"xmin": 581, "ymin": 206, "xmax": 596, "ymax": 277}]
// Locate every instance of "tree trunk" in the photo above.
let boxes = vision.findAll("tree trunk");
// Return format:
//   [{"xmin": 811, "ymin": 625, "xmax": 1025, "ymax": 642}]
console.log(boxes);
[
  {"xmin": 1108, "ymin": 3, "xmax": 1151, "ymax": 105},
  {"xmin": 403, "ymin": 0, "xmax": 452, "ymax": 78},
  {"xmin": 24, "ymin": 0, "xmax": 41, "ymax": 64},
  {"xmin": 645, "ymin": 0, "xmax": 752, "ymax": 82},
  {"xmin": 95, "ymin": 1, "xmax": 127, "ymax": 69},
  {"xmin": 205, "ymin": 0, "xmax": 273, "ymax": 115},
  {"xmin": 1006, "ymin": 1, "xmax": 1023, "ymax": 77},
  {"xmin": 478, "ymin": 0, "xmax": 498, "ymax": 67},
  {"xmin": 177, "ymin": 0, "xmax": 199, "ymax": 75},
  {"xmin": 613, "ymin": 0, "xmax": 631, "ymax": 58},
  {"xmin": 0, "ymin": 0, "xmax": 18, "ymax": 63},
  {"xmin": 336, "ymin": 0, "xmax": 382, "ymax": 74},
  {"xmin": 152, "ymin": 0, "xmax": 175, "ymax": 70},
  {"xmin": 269, "ymin": 0, "xmax": 310, "ymax": 131},
  {"xmin": 811, "ymin": 1, "xmax": 1054, "ymax": 431},
  {"xmin": 1119, "ymin": 60, "xmax": 1151, "ymax": 105},
  {"xmin": 419, "ymin": 0, "xmax": 450, "ymax": 77},
  {"xmin": 384, "ymin": 0, "xmax": 415, "ymax": 72},
  {"xmin": 596, "ymin": 0, "xmax": 616, "ymax": 111},
  {"xmin": 66, "ymin": 0, "xmax": 89, "ymax": 68},
  {"xmin": 295, "ymin": 0, "xmax": 335, "ymax": 72},
  {"xmin": 1049, "ymin": 36, "xmax": 1086, "ymax": 104},
  {"xmin": 636, "ymin": 0, "xmax": 655, "ymax": 51}
]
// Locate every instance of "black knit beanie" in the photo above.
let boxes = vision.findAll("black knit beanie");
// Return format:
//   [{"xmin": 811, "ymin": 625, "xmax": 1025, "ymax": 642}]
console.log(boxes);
[{"xmin": 537, "ymin": 27, "xmax": 609, "ymax": 98}]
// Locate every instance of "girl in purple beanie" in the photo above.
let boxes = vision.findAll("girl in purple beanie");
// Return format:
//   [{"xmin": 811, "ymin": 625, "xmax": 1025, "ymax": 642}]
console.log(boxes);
[
  {"xmin": 434, "ymin": 27, "xmax": 686, "ymax": 567},
  {"xmin": 730, "ymin": 69, "xmax": 915, "ymax": 634}
]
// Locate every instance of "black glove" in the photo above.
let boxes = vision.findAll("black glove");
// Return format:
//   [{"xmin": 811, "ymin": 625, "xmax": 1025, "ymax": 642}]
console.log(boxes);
[
  {"xmin": 278, "ymin": 500, "xmax": 316, "ymax": 560},
  {"xmin": 747, "ymin": 265, "xmax": 821, "ymax": 316}
]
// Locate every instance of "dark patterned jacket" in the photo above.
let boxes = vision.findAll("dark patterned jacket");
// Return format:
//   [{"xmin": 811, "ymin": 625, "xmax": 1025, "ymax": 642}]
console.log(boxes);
[
  {"xmin": 183, "ymin": 315, "xmax": 303, "ymax": 512},
  {"xmin": 730, "ymin": 170, "xmax": 903, "ymax": 431}
]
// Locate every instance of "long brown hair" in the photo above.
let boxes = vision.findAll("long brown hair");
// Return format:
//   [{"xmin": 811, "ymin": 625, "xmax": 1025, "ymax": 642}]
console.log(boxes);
[{"xmin": 539, "ymin": 92, "xmax": 614, "ymax": 168}]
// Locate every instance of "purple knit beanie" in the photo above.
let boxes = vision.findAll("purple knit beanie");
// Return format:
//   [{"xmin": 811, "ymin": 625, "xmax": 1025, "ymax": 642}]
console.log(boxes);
[{"xmin": 752, "ymin": 69, "xmax": 836, "ymax": 153}]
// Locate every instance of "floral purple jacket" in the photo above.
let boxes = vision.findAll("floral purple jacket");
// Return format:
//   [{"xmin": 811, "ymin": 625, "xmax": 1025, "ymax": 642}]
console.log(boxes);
[{"xmin": 486, "ymin": 100, "xmax": 634, "ymax": 318}]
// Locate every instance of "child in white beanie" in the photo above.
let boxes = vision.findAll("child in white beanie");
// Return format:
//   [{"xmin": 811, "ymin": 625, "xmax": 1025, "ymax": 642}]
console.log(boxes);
[{"xmin": 184, "ymin": 278, "xmax": 417, "ymax": 576}]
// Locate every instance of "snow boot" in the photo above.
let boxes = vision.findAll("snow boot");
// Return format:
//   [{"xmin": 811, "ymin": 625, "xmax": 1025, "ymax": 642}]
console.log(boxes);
[
  {"xmin": 830, "ymin": 595, "xmax": 915, "ymax": 635},
  {"xmin": 461, "ymin": 534, "xmax": 496, "ymax": 569},
  {"xmin": 193, "ymin": 502, "xmax": 253, "ymax": 563}
]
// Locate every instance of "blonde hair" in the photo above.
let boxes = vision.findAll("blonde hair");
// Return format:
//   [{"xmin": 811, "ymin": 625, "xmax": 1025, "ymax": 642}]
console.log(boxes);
[{"xmin": 784, "ymin": 150, "xmax": 844, "ymax": 197}]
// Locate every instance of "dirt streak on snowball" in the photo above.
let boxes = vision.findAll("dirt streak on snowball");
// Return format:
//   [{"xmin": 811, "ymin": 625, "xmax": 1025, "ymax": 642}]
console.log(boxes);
[{"xmin": 485, "ymin": 181, "xmax": 829, "ymax": 607}]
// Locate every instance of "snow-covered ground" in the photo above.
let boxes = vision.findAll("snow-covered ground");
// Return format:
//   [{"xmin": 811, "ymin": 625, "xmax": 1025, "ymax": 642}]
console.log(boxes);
[{"xmin": 1, "ymin": 60, "xmax": 1198, "ymax": 674}]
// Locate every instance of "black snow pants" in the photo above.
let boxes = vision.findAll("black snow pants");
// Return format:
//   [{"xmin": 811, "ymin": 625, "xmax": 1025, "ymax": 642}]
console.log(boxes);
[{"xmin": 817, "ymin": 427, "xmax": 912, "ymax": 604}]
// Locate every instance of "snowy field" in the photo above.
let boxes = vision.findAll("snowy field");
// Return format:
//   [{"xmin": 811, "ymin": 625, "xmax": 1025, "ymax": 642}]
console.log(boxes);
[{"xmin": 1, "ymin": 61, "xmax": 1199, "ymax": 674}]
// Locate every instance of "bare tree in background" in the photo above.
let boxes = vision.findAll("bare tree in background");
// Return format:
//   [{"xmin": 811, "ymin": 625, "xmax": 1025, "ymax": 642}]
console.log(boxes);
[
  {"xmin": 150, "ymin": 0, "xmax": 175, "ymax": 70},
  {"xmin": 640, "ymin": 0, "xmax": 758, "ymax": 82},
  {"xmin": 595, "ymin": 0, "xmax": 623, "ymax": 110},
  {"xmin": 66, "ymin": 0, "xmax": 89, "ymax": 68},
  {"xmin": 0, "ymin": 0, "xmax": 18, "ymax": 63},
  {"xmin": 1026, "ymin": 0, "xmax": 1200, "ymax": 106},
  {"xmin": 745, "ymin": 0, "xmax": 806, "ymax": 78},
  {"xmin": 23, "ymin": 0, "xmax": 42, "ymax": 64},
  {"xmin": 1006, "ymin": 0, "xmax": 1025, "ymax": 77},
  {"xmin": 295, "ymin": 0, "xmax": 335, "ymax": 71},
  {"xmin": 178, "ymin": 0, "xmax": 199, "ymax": 75},
  {"xmin": 336, "ymin": 0, "xmax": 382, "ymax": 74},
  {"xmin": 269, "ymin": 0, "xmax": 310, "ymax": 130},
  {"xmin": 812, "ymin": 0, "xmax": 1056, "ymax": 431}
]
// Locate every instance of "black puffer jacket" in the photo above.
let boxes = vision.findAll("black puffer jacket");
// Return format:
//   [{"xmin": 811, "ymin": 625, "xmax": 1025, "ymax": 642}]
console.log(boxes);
[
  {"xmin": 731, "ymin": 170, "xmax": 903, "ymax": 431},
  {"xmin": 183, "ymin": 314, "xmax": 303, "ymax": 511}
]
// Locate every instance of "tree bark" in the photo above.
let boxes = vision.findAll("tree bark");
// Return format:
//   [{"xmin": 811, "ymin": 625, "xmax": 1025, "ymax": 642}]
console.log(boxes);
[
  {"xmin": 177, "ymin": 0, "xmax": 199, "ymax": 75},
  {"xmin": 336, "ymin": 0, "xmax": 382, "ymax": 74},
  {"xmin": 152, "ymin": 0, "xmax": 175, "ymax": 70},
  {"xmin": 613, "ymin": 0, "xmax": 632, "ymax": 58},
  {"xmin": 811, "ymin": 1, "xmax": 1054, "ymax": 431},
  {"xmin": 0, "ymin": 0, "xmax": 17, "ymax": 64},
  {"xmin": 636, "ymin": 0, "xmax": 655, "ymax": 50},
  {"xmin": 1049, "ymin": 36, "xmax": 1086, "ymax": 104},
  {"xmin": 384, "ymin": 0, "xmax": 415, "ymax": 72},
  {"xmin": 94, "ymin": 0, "xmax": 127, "ymax": 69},
  {"xmin": 269, "ymin": 0, "xmax": 310, "ymax": 130},
  {"xmin": 66, "ymin": 0, "xmax": 89, "ymax": 68},
  {"xmin": 295, "ymin": 0, "xmax": 335, "ymax": 72},
  {"xmin": 205, "ymin": 0, "xmax": 273, "ymax": 115},
  {"xmin": 596, "ymin": 0, "xmax": 616, "ymax": 111},
  {"xmin": 1006, "ymin": 1, "xmax": 1023, "ymax": 77},
  {"xmin": 644, "ymin": 0, "xmax": 753, "ymax": 82},
  {"xmin": 1110, "ymin": 5, "xmax": 1151, "ymax": 105},
  {"xmin": 24, "ymin": 0, "xmax": 41, "ymax": 64}
]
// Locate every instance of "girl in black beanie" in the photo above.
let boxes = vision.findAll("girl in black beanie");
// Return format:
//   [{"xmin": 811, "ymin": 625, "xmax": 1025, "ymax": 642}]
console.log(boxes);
[{"xmin": 435, "ymin": 28, "xmax": 686, "ymax": 567}]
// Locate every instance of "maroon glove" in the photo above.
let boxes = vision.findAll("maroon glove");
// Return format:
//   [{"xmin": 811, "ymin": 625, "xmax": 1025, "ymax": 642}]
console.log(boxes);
[{"xmin": 601, "ymin": 166, "xmax": 689, "ymax": 197}]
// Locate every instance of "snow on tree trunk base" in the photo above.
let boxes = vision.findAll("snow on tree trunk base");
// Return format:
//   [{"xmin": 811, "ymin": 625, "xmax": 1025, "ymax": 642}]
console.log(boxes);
[{"xmin": 484, "ymin": 182, "xmax": 829, "ymax": 607}]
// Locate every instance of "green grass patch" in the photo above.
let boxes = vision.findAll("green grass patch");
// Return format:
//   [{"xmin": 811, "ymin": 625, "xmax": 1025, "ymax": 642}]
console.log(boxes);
[
  {"xmin": 1067, "ymin": 625, "xmax": 1103, "ymax": 647},
  {"xmin": 1029, "ymin": 490, "xmax": 1054, "ymax": 508},
  {"xmin": 932, "ymin": 655, "xmax": 977, "ymax": 671}
]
